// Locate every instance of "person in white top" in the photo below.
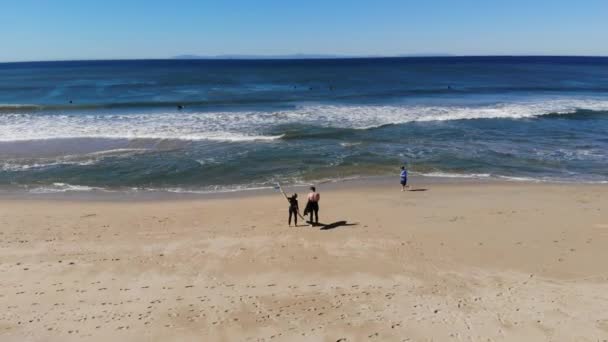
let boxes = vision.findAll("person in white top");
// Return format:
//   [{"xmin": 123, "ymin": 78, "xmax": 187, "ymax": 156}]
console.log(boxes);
[{"xmin": 305, "ymin": 186, "xmax": 320, "ymax": 225}]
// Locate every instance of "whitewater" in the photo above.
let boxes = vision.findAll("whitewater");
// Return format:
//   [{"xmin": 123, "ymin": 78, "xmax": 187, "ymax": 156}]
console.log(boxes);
[{"xmin": 1, "ymin": 98, "xmax": 608, "ymax": 142}]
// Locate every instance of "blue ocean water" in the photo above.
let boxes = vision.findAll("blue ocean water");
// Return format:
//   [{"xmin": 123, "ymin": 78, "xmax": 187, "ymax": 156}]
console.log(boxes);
[{"xmin": 1, "ymin": 57, "xmax": 607, "ymax": 193}]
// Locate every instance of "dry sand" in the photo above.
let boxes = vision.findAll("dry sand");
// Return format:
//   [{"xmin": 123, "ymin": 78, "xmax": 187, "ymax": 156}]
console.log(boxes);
[{"xmin": 1, "ymin": 181, "xmax": 607, "ymax": 341}]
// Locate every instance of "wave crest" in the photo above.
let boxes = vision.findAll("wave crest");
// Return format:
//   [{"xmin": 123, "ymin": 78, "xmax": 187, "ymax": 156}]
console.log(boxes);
[{"xmin": 0, "ymin": 98, "xmax": 607, "ymax": 142}]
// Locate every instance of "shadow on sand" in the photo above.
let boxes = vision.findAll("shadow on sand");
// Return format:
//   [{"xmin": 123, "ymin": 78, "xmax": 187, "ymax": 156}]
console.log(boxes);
[
  {"xmin": 305, "ymin": 220, "xmax": 359, "ymax": 230},
  {"xmin": 408, "ymin": 188, "xmax": 428, "ymax": 192}
]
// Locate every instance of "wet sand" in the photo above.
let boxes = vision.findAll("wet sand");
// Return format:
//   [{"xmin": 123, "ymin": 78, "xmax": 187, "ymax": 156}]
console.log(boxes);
[{"xmin": 1, "ymin": 181, "xmax": 607, "ymax": 341}]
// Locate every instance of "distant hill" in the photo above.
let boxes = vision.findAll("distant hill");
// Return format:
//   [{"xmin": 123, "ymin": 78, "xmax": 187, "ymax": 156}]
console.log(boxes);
[
  {"xmin": 395, "ymin": 53, "xmax": 453, "ymax": 57},
  {"xmin": 173, "ymin": 54, "xmax": 346, "ymax": 60},
  {"xmin": 173, "ymin": 53, "xmax": 453, "ymax": 60}
]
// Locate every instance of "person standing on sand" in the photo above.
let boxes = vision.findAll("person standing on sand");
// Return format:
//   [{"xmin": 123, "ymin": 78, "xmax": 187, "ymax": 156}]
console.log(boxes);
[
  {"xmin": 400, "ymin": 166, "xmax": 409, "ymax": 191},
  {"xmin": 287, "ymin": 193, "xmax": 299, "ymax": 227},
  {"xmin": 306, "ymin": 186, "xmax": 320, "ymax": 225}
]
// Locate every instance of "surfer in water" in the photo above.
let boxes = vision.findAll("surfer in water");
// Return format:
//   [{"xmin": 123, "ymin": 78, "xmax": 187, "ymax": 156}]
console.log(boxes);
[
  {"xmin": 400, "ymin": 166, "xmax": 409, "ymax": 191},
  {"xmin": 305, "ymin": 186, "xmax": 320, "ymax": 226},
  {"xmin": 288, "ymin": 193, "xmax": 299, "ymax": 227}
]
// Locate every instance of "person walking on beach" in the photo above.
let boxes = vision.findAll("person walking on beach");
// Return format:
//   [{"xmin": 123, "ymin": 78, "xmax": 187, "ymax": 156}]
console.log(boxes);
[
  {"xmin": 287, "ymin": 193, "xmax": 299, "ymax": 227},
  {"xmin": 305, "ymin": 186, "xmax": 320, "ymax": 225},
  {"xmin": 400, "ymin": 166, "xmax": 409, "ymax": 191}
]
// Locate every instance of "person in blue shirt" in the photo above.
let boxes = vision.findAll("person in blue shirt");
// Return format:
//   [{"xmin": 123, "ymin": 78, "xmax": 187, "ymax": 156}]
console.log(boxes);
[{"xmin": 400, "ymin": 166, "xmax": 409, "ymax": 191}]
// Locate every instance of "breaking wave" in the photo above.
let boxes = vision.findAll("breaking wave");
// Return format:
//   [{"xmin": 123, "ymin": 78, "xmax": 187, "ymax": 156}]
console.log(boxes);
[{"xmin": 0, "ymin": 98, "xmax": 607, "ymax": 142}]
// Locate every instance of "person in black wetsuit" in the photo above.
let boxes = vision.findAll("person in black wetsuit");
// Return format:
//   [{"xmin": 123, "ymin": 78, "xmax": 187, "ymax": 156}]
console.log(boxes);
[{"xmin": 288, "ymin": 193, "xmax": 299, "ymax": 227}]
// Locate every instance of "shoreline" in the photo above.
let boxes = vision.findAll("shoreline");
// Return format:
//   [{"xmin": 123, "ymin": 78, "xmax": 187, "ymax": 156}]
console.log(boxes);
[{"xmin": 1, "ymin": 173, "xmax": 606, "ymax": 202}]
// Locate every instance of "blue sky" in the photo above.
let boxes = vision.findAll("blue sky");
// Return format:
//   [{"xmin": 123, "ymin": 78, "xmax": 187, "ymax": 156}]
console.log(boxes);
[{"xmin": 1, "ymin": 0, "xmax": 607, "ymax": 62}]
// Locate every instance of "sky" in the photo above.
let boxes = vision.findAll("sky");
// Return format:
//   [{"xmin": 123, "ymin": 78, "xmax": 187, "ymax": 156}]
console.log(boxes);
[{"xmin": 1, "ymin": 0, "xmax": 607, "ymax": 62}]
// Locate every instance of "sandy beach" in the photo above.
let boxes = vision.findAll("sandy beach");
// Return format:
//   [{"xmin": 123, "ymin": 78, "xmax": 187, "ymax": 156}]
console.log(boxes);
[{"xmin": 1, "ymin": 179, "xmax": 607, "ymax": 341}]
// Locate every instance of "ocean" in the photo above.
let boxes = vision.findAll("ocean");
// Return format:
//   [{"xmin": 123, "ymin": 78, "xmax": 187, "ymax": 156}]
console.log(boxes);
[{"xmin": 1, "ymin": 56, "xmax": 607, "ymax": 193}]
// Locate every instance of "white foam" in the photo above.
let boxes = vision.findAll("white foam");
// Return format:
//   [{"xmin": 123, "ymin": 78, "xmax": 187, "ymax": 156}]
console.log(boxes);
[
  {"xmin": 1, "ymin": 160, "xmax": 96, "ymax": 172},
  {"xmin": 495, "ymin": 175, "xmax": 543, "ymax": 182},
  {"xmin": 1, "ymin": 98, "xmax": 607, "ymax": 142},
  {"xmin": 281, "ymin": 98, "xmax": 608, "ymax": 129},
  {"xmin": 158, "ymin": 185, "xmax": 275, "ymax": 194},
  {"xmin": 421, "ymin": 172, "xmax": 492, "ymax": 179},
  {"xmin": 420, "ymin": 172, "xmax": 608, "ymax": 184},
  {"xmin": 0, "ymin": 148, "xmax": 153, "ymax": 172},
  {"xmin": 84, "ymin": 148, "xmax": 150, "ymax": 156},
  {"xmin": 339, "ymin": 142, "xmax": 362, "ymax": 147},
  {"xmin": 0, "ymin": 103, "xmax": 42, "ymax": 109},
  {"xmin": 28, "ymin": 182, "xmax": 107, "ymax": 193},
  {"xmin": 194, "ymin": 157, "xmax": 219, "ymax": 166},
  {"xmin": 420, "ymin": 171, "xmax": 554, "ymax": 182}
]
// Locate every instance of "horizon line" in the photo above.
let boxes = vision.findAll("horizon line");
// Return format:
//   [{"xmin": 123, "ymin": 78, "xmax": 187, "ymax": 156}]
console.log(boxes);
[{"xmin": 2, "ymin": 54, "xmax": 608, "ymax": 64}]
